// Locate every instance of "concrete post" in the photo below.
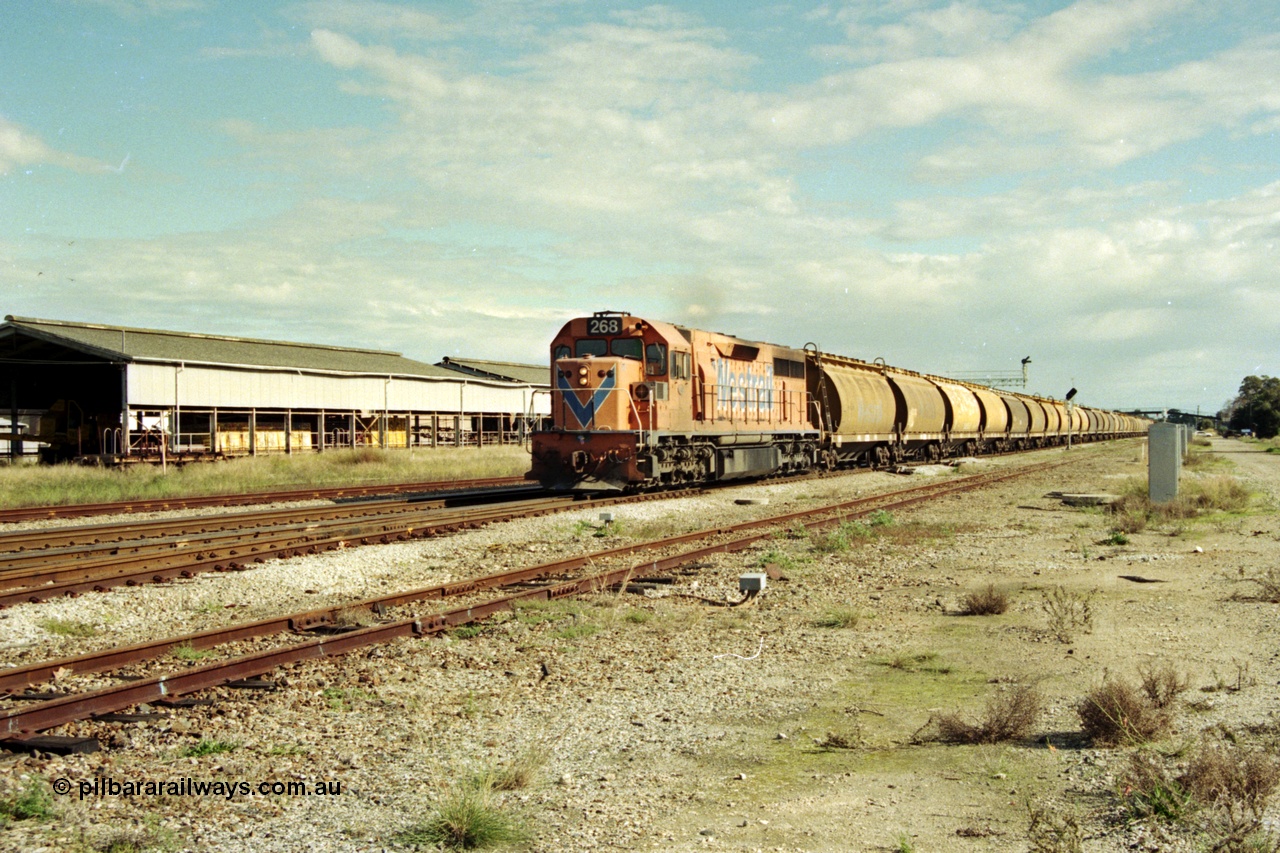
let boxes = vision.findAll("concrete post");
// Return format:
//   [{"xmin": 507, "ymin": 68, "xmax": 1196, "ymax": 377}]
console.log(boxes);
[{"xmin": 1149, "ymin": 422, "xmax": 1182, "ymax": 503}]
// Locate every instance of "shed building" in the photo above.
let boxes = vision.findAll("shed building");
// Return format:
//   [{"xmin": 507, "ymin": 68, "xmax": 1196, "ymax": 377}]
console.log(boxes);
[{"xmin": 0, "ymin": 316, "xmax": 549, "ymax": 462}]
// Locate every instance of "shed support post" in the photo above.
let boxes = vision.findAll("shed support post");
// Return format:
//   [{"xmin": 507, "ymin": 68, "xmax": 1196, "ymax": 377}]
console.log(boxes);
[
  {"xmin": 120, "ymin": 367, "xmax": 130, "ymax": 458},
  {"xmin": 318, "ymin": 410, "xmax": 325, "ymax": 452},
  {"xmin": 349, "ymin": 412, "xmax": 356, "ymax": 448},
  {"xmin": 8, "ymin": 378, "xmax": 18, "ymax": 462},
  {"xmin": 210, "ymin": 408, "xmax": 218, "ymax": 456},
  {"xmin": 249, "ymin": 409, "xmax": 257, "ymax": 456},
  {"xmin": 286, "ymin": 410, "xmax": 292, "ymax": 455},
  {"xmin": 431, "ymin": 414, "xmax": 438, "ymax": 448},
  {"xmin": 454, "ymin": 415, "xmax": 462, "ymax": 447}
]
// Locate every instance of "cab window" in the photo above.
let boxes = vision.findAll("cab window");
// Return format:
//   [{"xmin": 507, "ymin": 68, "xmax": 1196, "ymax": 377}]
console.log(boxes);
[
  {"xmin": 610, "ymin": 338, "xmax": 643, "ymax": 360},
  {"xmin": 575, "ymin": 339, "xmax": 607, "ymax": 357},
  {"xmin": 553, "ymin": 345, "xmax": 570, "ymax": 361},
  {"xmin": 670, "ymin": 351, "xmax": 691, "ymax": 380},
  {"xmin": 646, "ymin": 343, "xmax": 667, "ymax": 376}
]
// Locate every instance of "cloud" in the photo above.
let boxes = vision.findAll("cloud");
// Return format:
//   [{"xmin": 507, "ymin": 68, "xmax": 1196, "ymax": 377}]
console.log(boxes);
[
  {"xmin": 294, "ymin": 1, "xmax": 454, "ymax": 38},
  {"xmin": 0, "ymin": 118, "xmax": 106, "ymax": 175}
]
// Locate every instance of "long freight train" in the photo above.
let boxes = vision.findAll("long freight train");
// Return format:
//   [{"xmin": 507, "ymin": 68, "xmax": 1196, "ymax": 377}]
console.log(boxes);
[{"xmin": 530, "ymin": 311, "xmax": 1148, "ymax": 491}]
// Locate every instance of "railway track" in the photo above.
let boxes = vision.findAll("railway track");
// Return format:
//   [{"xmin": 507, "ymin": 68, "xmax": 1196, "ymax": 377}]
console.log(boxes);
[
  {"xmin": 0, "ymin": 475, "xmax": 530, "ymax": 524},
  {"xmin": 0, "ymin": 458, "xmax": 1062, "ymax": 748},
  {"xmin": 0, "ymin": 484, "xmax": 701, "ymax": 608}
]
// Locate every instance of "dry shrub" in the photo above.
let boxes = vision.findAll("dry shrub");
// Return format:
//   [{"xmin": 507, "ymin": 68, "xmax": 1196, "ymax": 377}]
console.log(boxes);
[
  {"xmin": 816, "ymin": 726, "xmax": 863, "ymax": 750},
  {"xmin": 1183, "ymin": 744, "xmax": 1280, "ymax": 824},
  {"xmin": 1078, "ymin": 676, "xmax": 1172, "ymax": 746},
  {"xmin": 1120, "ymin": 745, "xmax": 1280, "ymax": 850},
  {"xmin": 1040, "ymin": 586, "xmax": 1094, "ymax": 643},
  {"xmin": 1138, "ymin": 660, "xmax": 1189, "ymax": 709},
  {"xmin": 1248, "ymin": 568, "xmax": 1280, "ymax": 603},
  {"xmin": 932, "ymin": 684, "xmax": 1043, "ymax": 744},
  {"xmin": 961, "ymin": 583, "xmax": 1009, "ymax": 615}
]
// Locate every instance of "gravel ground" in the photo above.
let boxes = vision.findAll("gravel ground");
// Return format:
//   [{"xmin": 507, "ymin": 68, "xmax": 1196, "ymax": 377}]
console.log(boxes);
[{"xmin": 1, "ymin": 439, "xmax": 1278, "ymax": 853}]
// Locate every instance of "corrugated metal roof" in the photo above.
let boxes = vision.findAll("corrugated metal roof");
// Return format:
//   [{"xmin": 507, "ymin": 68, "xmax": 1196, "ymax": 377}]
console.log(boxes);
[
  {"xmin": 2, "ymin": 315, "xmax": 459, "ymax": 379},
  {"xmin": 435, "ymin": 356, "xmax": 548, "ymax": 385}
]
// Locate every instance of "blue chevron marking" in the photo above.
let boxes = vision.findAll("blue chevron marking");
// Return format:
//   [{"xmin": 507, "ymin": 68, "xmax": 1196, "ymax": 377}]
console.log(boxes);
[{"xmin": 557, "ymin": 369, "xmax": 617, "ymax": 428}]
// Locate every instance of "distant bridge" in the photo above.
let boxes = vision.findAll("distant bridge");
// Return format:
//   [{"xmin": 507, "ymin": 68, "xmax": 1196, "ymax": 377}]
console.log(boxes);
[{"xmin": 1126, "ymin": 409, "xmax": 1222, "ymax": 428}]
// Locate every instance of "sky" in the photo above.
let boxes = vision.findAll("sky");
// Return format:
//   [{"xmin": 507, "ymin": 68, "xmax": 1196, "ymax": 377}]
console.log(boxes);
[{"xmin": 2, "ymin": 0, "xmax": 1277, "ymax": 414}]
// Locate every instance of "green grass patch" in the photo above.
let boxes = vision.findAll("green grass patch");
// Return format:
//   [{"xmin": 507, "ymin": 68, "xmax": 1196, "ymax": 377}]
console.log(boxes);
[
  {"xmin": 171, "ymin": 642, "xmax": 214, "ymax": 662},
  {"xmin": 178, "ymin": 739, "xmax": 240, "ymax": 758},
  {"xmin": 552, "ymin": 622, "xmax": 599, "ymax": 641},
  {"xmin": 0, "ymin": 446, "xmax": 530, "ymax": 509},
  {"xmin": 36, "ymin": 617, "xmax": 98, "ymax": 638},
  {"xmin": 322, "ymin": 687, "xmax": 378, "ymax": 711},
  {"xmin": 0, "ymin": 779, "xmax": 56, "ymax": 824}
]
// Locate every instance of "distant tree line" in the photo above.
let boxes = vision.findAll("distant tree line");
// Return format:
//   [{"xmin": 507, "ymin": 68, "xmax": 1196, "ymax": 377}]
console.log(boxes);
[{"xmin": 1220, "ymin": 375, "xmax": 1280, "ymax": 438}]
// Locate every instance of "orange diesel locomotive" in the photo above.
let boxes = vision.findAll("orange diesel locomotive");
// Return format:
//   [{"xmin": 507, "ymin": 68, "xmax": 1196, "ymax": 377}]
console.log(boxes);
[{"xmin": 529, "ymin": 311, "xmax": 1146, "ymax": 491}]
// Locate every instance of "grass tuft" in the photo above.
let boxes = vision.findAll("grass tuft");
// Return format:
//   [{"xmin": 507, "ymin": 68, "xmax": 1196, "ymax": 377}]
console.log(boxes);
[
  {"xmin": 810, "ymin": 607, "xmax": 860, "ymax": 629},
  {"xmin": 1040, "ymin": 586, "xmax": 1094, "ymax": 643},
  {"xmin": 395, "ymin": 785, "xmax": 527, "ymax": 850}
]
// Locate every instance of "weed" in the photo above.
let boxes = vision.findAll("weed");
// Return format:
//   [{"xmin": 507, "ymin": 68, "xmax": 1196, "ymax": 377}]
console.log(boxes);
[
  {"xmin": 1026, "ymin": 800, "xmax": 1084, "ymax": 853},
  {"xmin": 332, "ymin": 606, "xmax": 379, "ymax": 628},
  {"xmin": 755, "ymin": 549, "xmax": 807, "ymax": 574},
  {"xmin": 1137, "ymin": 660, "xmax": 1189, "ymax": 709},
  {"xmin": 481, "ymin": 745, "xmax": 550, "ymax": 792},
  {"xmin": 1105, "ymin": 531, "xmax": 1130, "ymax": 545},
  {"xmin": 179, "ymin": 739, "xmax": 240, "ymax": 758},
  {"xmin": 623, "ymin": 609, "xmax": 651, "ymax": 624},
  {"xmin": 171, "ymin": 642, "xmax": 213, "ymax": 662},
  {"xmin": 451, "ymin": 625, "xmax": 484, "ymax": 640},
  {"xmin": 36, "ymin": 617, "xmax": 97, "ymax": 638},
  {"xmin": 930, "ymin": 684, "xmax": 1043, "ymax": 744},
  {"xmin": 775, "ymin": 522, "xmax": 810, "ymax": 540},
  {"xmin": 552, "ymin": 622, "xmax": 599, "ymax": 641},
  {"xmin": 192, "ymin": 600, "xmax": 225, "ymax": 615},
  {"xmin": 1077, "ymin": 676, "xmax": 1172, "ymax": 746},
  {"xmin": 1203, "ymin": 660, "xmax": 1256, "ymax": 694},
  {"xmin": 0, "ymin": 779, "xmax": 55, "ymax": 824},
  {"xmin": 395, "ymin": 785, "xmax": 527, "ymax": 850},
  {"xmin": 811, "ymin": 607, "xmax": 860, "ymax": 629},
  {"xmin": 1040, "ymin": 586, "xmax": 1094, "ymax": 643},
  {"xmin": 866, "ymin": 509, "xmax": 895, "ymax": 527},
  {"xmin": 817, "ymin": 727, "xmax": 863, "ymax": 750},
  {"xmin": 1120, "ymin": 750, "xmax": 1194, "ymax": 823},
  {"xmin": 961, "ymin": 583, "xmax": 1009, "ymax": 615},
  {"xmin": 323, "ymin": 687, "xmax": 377, "ymax": 711},
  {"xmin": 881, "ymin": 651, "xmax": 950, "ymax": 673},
  {"xmin": 892, "ymin": 831, "xmax": 916, "ymax": 853}
]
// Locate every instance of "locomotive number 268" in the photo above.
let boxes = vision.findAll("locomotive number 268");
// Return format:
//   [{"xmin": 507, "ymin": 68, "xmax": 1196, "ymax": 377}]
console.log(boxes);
[{"xmin": 587, "ymin": 317, "xmax": 622, "ymax": 335}]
